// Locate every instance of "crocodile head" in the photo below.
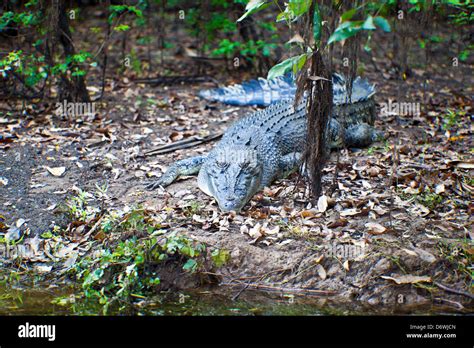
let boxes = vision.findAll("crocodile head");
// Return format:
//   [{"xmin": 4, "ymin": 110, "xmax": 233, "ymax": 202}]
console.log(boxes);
[{"xmin": 198, "ymin": 147, "xmax": 262, "ymax": 212}]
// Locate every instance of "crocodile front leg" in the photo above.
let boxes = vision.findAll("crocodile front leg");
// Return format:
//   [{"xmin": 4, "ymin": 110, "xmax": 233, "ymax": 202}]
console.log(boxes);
[
  {"xmin": 329, "ymin": 119, "xmax": 384, "ymax": 149},
  {"xmin": 258, "ymin": 152, "xmax": 303, "ymax": 188},
  {"xmin": 280, "ymin": 152, "xmax": 303, "ymax": 174},
  {"xmin": 147, "ymin": 155, "xmax": 206, "ymax": 190}
]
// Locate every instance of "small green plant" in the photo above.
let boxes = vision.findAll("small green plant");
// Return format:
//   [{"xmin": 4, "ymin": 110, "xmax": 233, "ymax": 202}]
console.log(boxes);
[
  {"xmin": 64, "ymin": 189, "xmax": 98, "ymax": 222},
  {"xmin": 417, "ymin": 189, "xmax": 443, "ymax": 209},
  {"xmin": 65, "ymin": 200, "xmax": 207, "ymax": 313},
  {"xmin": 437, "ymin": 239, "xmax": 473, "ymax": 281},
  {"xmin": 211, "ymin": 249, "xmax": 231, "ymax": 267},
  {"xmin": 74, "ymin": 231, "xmax": 205, "ymax": 313},
  {"xmin": 367, "ymin": 140, "xmax": 390, "ymax": 155},
  {"xmin": 442, "ymin": 108, "xmax": 466, "ymax": 131},
  {"xmin": 183, "ymin": 201, "xmax": 203, "ymax": 216}
]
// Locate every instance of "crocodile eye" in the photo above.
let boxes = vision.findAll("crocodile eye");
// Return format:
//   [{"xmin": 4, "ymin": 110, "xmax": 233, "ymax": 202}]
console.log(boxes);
[
  {"xmin": 239, "ymin": 161, "xmax": 249, "ymax": 169},
  {"xmin": 216, "ymin": 161, "xmax": 228, "ymax": 169}
]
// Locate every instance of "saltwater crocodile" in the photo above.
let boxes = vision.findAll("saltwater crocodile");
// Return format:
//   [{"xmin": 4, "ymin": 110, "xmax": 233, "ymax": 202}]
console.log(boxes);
[{"xmin": 148, "ymin": 74, "xmax": 380, "ymax": 212}]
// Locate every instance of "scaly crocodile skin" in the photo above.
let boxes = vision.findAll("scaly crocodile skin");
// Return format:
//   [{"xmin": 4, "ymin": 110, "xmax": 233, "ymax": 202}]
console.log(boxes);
[{"xmin": 149, "ymin": 74, "xmax": 381, "ymax": 212}]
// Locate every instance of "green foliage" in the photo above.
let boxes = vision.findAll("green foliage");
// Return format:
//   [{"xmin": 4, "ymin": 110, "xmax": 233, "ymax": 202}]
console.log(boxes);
[
  {"xmin": 276, "ymin": 0, "xmax": 312, "ymax": 23},
  {"xmin": 267, "ymin": 53, "xmax": 307, "ymax": 80},
  {"xmin": 60, "ymin": 190, "xmax": 225, "ymax": 313},
  {"xmin": 442, "ymin": 108, "xmax": 466, "ymax": 131},
  {"xmin": 0, "ymin": 50, "xmax": 23, "ymax": 77},
  {"xmin": 417, "ymin": 189, "xmax": 443, "ymax": 209},
  {"xmin": 212, "ymin": 39, "xmax": 277, "ymax": 65},
  {"xmin": 71, "ymin": 207, "xmax": 208, "ymax": 313},
  {"xmin": 181, "ymin": 1, "xmax": 279, "ymax": 64},
  {"xmin": 437, "ymin": 239, "xmax": 473, "ymax": 280},
  {"xmin": 238, "ymin": 0, "xmax": 270, "ymax": 22},
  {"xmin": 0, "ymin": 9, "xmax": 40, "ymax": 29},
  {"xmin": 211, "ymin": 249, "xmax": 231, "ymax": 267},
  {"xmin": 114, "ymin": 24, "xmax": 131, "ymax": 32},
  {"xmin": 186, "ymin": 8, "xmax": 236, "ymax": 40},
  {"xmin": 74, "ymin": 231, "xmax": 205, "ymax": 313},
  {"xmin": 313, "ymin": 3, "xmax": 321, "ymax": 45},
  {"xmin": 328, "ymin": 15, "xmax": 391, "ymax": 44},
  {"xmin": 237, "ymin": 0, "xmax": 391, "ymax": 79},
  {"xmin": 64, "ymin": 188, "xmax": 98, "ymax": 222},
  {"xmin": 459, "ymin": 44, "xmax": 473, "ymax": 62},
  {"xmin": 108, "ymin": 4, "xmax": 143, "ymax": 23},
  {"xmin": 128, "ymin": 48, "xmax": 142, "ymax": 74}
]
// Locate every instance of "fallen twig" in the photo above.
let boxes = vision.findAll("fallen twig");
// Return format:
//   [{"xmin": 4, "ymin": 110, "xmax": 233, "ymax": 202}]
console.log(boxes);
[
  {"xmin": 434, "ymin": 281, "xmax": 474, "ymax": 300},
  {"xmin": 144, "ymin": 133, "xmax": 222, "ymax": 156},
  {"xmin": 133, "ymin": 75, "xmax": 219, "ymax": 86}
]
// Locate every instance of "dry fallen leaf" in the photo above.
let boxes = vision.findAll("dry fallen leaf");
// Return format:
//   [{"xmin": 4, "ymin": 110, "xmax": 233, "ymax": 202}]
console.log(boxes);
[
  {"xmin": 402, "ymin": 248, "xmax": 418, "ymax": 257},
  {"xmin": 16, "ymin": 218, "xmax": 26, "ymax": 228},
  {"xmin": 45, "ymin": 166, "xmax": 66, "ymax": 177},
  {"xmin": 452, "ymin": 161, "xmax": 474, "ymax": 169},
  {"xmin": 412, "ymin": 203, "xmax": 430, "ymax": 217},
  {"xmin": 381, "ymin": 275, "xmax": 431, "ymax": 284},
  {"xmin": 301, "ymin": 210, "xmax": 317, "ymax": 218},
  {"xmin": 366, "ymin": 222, "xmax": 387, "ymax": 235},
  {"xmin": 373, "ymin": 206, "xmax": 388, "ymax": 216},
  {"xmin": 435, "ymin": 183, "xmax": 445, "ymax": 194},
  {"xmin": 340, "ymin": 208, "xmax": 361, "ymax": 217},
  {"xmin": 412, "ymin": 247, "xmax": 437, "ymax": 263},
  {"xmin": 316, "ymin": 264, "xmax": 327, "ymax": 280},
  {"xmin": 248, "ymin": 223, "xmax": 262, "ymax": 239},
  {"xmin": 34, "ymin": 265, "xmax": 53, "ymax": 273},
  {"xmin": 317, "ymin": 195, "xmax": 328, "ymax": 213}
]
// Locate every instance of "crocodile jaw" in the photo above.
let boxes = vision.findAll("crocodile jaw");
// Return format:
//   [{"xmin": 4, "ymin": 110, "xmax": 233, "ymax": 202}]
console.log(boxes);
[
  {"xmin": 197, "ymin": 169, "xmax": 254, "ymax": 212},
  {"xmin": 197, "ymin": 159, "xmax": 262, "ymax": 213}
]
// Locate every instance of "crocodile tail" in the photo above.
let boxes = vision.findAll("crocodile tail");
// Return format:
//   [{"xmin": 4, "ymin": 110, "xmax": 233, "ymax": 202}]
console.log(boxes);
[
  {"xmin": 332, "ymin": 73, "xmax": 376, "ymax": 105},
  {"xmin": 198, "ymin": 74, "xmax": 296, "ymax": 107},
  {"xmin": 199, "ymin": 73, "xmax": 375, "ymax": 106}
]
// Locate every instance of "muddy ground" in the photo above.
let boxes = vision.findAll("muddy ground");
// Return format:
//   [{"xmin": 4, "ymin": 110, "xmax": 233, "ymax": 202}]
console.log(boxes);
[{"xmin": 0, "ymin": 13, "xmax": 473, "ymax": 313}]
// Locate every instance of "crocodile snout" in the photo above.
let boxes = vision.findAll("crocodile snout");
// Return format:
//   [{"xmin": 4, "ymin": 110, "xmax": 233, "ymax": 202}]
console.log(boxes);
[{"xmin": 220, "ymin": 199, "xmax": 240, "ymax": 212}]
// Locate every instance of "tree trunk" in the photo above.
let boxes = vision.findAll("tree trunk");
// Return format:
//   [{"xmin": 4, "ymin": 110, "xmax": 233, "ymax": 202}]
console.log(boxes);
[
  {"xmin": 304, "ymin": 51, "xmax": 333, "ymax": 200},
  {"xmin": 54, "ymin": 0, "xmax": 90, "ymax": 102}
]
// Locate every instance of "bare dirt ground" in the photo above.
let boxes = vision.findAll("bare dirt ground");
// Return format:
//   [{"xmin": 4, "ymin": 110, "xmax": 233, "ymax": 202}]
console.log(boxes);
[{"xmin": 0, "ymin": 16, "xmax": 472, "ymax": 313}]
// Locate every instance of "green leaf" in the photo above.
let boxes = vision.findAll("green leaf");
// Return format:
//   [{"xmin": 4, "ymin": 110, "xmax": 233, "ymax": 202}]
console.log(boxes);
[
  {"xmin": 277, "ymin": 0, "xmax": 311, "ymax": 23},
  {"xmin": 341, "ymin": 8, "xmax": 357, "ymax": 22},
  {"xmin": 328, "ymin": 27, "xmax": 361, "ymax": 44},
  {"xmin": 288, "ymin": 0, "xmax": 312, "ymax": 18},
  {"xmin": 211, "ymin": 249, "xmax": 231, "ymax": 267},
  {"xmin": 459, "ymin": 49, "xmax": 469, "ymax": 61},
  {"xmin": 362, "ymin": 15, "xmax": 376, "ymax": 30},
  {"xmin": 41, "ymin": 231, "xmax": 53, "ymax": 239},
  {"xmin": 373, "ymin": 16, "xmax": 391, "ymax": 32},
  {"xmin": 237, "ymin": 0, "xmax": 269, "ymax": 22},
  {"xmin": 183, "ymin": 259, "xmax": 198, "ymax": 272},
  {"xmin": 71, "ymin": 69, "xmax": 86, "ymax": 77},
  {"xmin": 267, "ymin": 54, "xmax": 307, "ymax": 80},
  {"xmin": 313, "ymin": 3, "xmax": 321, "ymax": 44},
  {"xmin": 134, "ymin": 253, "xmax": 144, "ymax": 264},
  {"xmin": 113, "ymin": 24, "xmax": 130, "ymax": 32}
]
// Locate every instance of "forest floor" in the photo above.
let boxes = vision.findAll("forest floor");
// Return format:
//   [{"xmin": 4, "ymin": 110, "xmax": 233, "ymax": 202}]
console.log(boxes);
[{"xmin": 0, "ymin": 17, "xmax": 472, "ymax": 314}]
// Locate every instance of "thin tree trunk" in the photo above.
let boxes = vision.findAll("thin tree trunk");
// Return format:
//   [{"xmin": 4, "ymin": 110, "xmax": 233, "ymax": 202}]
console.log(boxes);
[
  {"xmin": 298, "ymin": 1, "xmax": 333, "ymax": 201},
  {"xmin": 54, "ymin": 0, "xmax": 90, "ymax": 102}
]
